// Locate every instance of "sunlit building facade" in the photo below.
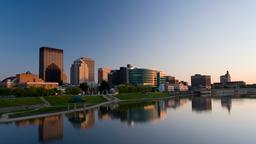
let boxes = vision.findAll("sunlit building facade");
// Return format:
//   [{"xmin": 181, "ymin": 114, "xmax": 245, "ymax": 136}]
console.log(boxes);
[
  {"xmin": 81, "ymin": 57, "xmax": 95, "ymax": 82},
  {"xmin": 1, "ymin": 72, "xmax": 59, "ymax": 89},
  {"xmin": 70, "ymin": 57, "xmax": 95, "ymax": 85},
  {"xmin": 98, "ymin": 67, "xmax": 111, "ymax": 84}
]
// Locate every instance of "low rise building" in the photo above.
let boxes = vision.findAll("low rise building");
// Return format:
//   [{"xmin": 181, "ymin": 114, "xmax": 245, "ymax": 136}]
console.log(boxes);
[
  {"xmin": 212, "ymin": 81, "xmax": 246, "ymax": 89},
  {"xmin": 25, "ymin": 82, "xmax": 59, "ymax": 89},
  {"xmin": 1, "ymin": 72, "xmax": 58, "ymax": 89},
  {"xmin": 159, "ymin": 82, "xmax": 189, "ymax": 93}
]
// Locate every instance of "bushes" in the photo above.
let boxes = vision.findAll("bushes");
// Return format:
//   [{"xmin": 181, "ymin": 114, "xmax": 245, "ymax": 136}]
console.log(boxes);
[
  {"xmin": 65, "ymin": 87, "xmax": 81, "ymax": 95},
  {"xmin": 117, "ymin": 85, "xmax": 156, "ymax": 93}
]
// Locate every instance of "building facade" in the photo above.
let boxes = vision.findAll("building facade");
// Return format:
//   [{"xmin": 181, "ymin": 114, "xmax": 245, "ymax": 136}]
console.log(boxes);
[
  {"xmin": 108, "ymin": 64, "xmax": 170, "ymax": 87},
  {"xmin": 1, "ymin": 72, "xmax": 58, "ymax": 89},
  {"xmin": 70, "ymin": 57, "xmax": 95, "ymax": 85},
  {"xmin": 81, "ymin": 57, "xmax": 95, "ymax": 82},
  {"xmin": 39, "ymin": 47, "xmax": 66, "ymax": 84},
  {"xmin": 191, "ymin": 74, "xmax": 211, "ymax": 90},
  {"xmin": 16, "ymin": 72, "xmax": 44, "ymax": 84},
  {"xmin": 98, "ymin": 67, "xmax": 111, "ymax": 84},
  {"xmin": 108, "ymin": 67, "xmax": 129, "ymax": 86}
]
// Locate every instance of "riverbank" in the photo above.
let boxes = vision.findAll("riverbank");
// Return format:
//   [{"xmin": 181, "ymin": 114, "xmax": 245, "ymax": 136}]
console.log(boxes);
[
  {"xmin": 0, "ymin": 95, "xmax": 107, "ymax": 120},
  {"xmin": 0, "ymin": 93, "xmax": 189, "ymax": 122}
]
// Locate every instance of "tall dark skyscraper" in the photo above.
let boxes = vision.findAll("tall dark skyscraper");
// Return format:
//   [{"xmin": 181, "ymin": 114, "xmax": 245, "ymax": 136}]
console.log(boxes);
[{"xmin": 39, "ymin": 47, "xmax": 66, "ymax": 84}]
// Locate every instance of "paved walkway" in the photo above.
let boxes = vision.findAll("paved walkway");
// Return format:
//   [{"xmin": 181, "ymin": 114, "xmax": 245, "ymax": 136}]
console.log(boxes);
[
  {"xmin": 40, "ymin": 97, "xmax": 51, "ymax": 107},
  {"xmin": 0, "ymin": 100, "xmax": 115, "ymax": 123},
  {"xmin": 102, "ymin": 94, "xmax": 120, "ymax": 102},
  {"xmin": 0, "ymin": 94, "xmax": 191, "ymax": 123}
]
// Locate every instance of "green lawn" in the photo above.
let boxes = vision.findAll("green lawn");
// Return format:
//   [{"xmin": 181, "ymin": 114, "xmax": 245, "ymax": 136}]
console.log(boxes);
[
  {"xmin": 84, "ymin": 96, "xmax": 107, "ymax": 103},
  {"xmin": 0, "ymin": 97, "xmax": 43, "ymax": 108},
  {"xmin": 116, "ymin": 92, "xmax": 170, "ymax": 100},
  {"xmin": 45, "ymin": 95, "xmax": 107, "ymax": 106},
  {"xmin": 8, "ymin": 96, "xmax": 107, "ymax": 118},
  {"xmin": 3, "ymin": 96, "xmax": 107, "ymax": 119}
]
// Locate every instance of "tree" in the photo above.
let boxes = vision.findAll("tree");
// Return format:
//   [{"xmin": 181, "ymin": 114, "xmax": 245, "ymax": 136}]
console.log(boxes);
[
  {"xmin": 79, "ymin": 82, "xmax": 89, "ymax": 95},
  {"xmin": 99, "ymin": 81, "xmax": 110, "ymax": 94}
]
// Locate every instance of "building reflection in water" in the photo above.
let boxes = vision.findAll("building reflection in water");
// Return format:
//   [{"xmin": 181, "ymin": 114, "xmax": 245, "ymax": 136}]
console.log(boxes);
[
  {"xmin": 39, "ymin": 115, "xmax": 63, "ymax": 142},
  {"xmin": 15, "ymin": 115, "xmax": 64, "ymax": 143},
  {"xmin": 13, "ymin": 98, "xmax": 189, "ymax": 141},
  {"xmin": 221, "ymin": 96, "xmax": 232, "ymax": 112},
  {"xmin": 15, "ymin": 119, "xmax": 41, "ymax": 127},
  {"xmin": 192, "ymin": 97, "xmax": 212, "ymax": 112},
  {"xmin": 98, "ymin": 98, "xmax": 188, "ymax": 126},
  {"xmin": 66, "ymin": 109, "xmax": 95, "ymax": 129}
]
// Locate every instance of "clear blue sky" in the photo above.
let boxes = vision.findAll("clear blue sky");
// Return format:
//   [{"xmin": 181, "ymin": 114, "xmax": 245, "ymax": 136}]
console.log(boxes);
[{"xmin": 1, "ymin": 0, "xmax": 256, "ymax": 83}]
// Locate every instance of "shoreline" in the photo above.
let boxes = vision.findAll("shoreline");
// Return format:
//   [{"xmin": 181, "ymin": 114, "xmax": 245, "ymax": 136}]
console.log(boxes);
[
  {"xmin": 0, "ymin": 95, "xmax": 190, "ymax": 123},
  {"xmin": 4, "ymin": 93, "xmax": 255, "ymax": 123}
]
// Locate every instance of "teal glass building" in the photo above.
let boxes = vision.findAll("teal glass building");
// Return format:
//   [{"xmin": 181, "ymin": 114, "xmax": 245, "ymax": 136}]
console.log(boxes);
[{"xmin": 128, "ymin": 68, "xmax": 164, "ymax": 86}]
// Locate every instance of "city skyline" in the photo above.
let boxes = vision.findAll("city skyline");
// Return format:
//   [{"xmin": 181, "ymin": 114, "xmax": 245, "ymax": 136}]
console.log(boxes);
[{"xmin": 1, "ymin": 0, "xmax": 256, "ymax": 83}]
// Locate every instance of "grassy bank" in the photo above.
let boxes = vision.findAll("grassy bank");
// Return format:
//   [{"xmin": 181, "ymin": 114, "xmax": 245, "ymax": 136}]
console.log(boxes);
[
  {"xmin": 116, "ymin": 92, "xmax": 170, "ymax": 100},
  {"xmin": 45, "ymin": 95, "xmax": 107, "ymax": 106},
  {"xmin": 8, "ymin": 96, "xmax": 107, "ymax": 119},
  {"xmin": 0, "ymin": 97, "xmax": 43, "ymax": 108}
]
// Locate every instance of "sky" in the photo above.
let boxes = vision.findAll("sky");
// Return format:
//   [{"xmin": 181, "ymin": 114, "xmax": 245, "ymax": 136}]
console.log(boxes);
[{"xmin": 1, "ymin": 0, "xmax": 256, "ymax": 83}]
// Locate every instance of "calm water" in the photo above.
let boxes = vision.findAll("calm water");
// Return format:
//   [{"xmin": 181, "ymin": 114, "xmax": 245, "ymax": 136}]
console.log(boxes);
[{"xmin": 1, "ymin": 97, "xmax": 256, "ymax": 144}]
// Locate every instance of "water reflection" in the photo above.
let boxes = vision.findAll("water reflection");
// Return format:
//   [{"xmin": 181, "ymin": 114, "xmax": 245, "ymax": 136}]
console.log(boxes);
[
  {"xmin": 66, "ymin": 109, "xmax": 95, "ymax": 129},
  {"xmin": 221, "ymin": 96, "xmax": 232, "ymax": 112},
  {"xmin": 12, "ymin": 99, "xmax": 189, "ymax": 143},
  {"xmin": 3, "ymin": 98, "xmax": 256, "ymax": 144},
  {"xmin": 39, "ymin": 115, "xmax": 63, "ymax": 142},
  {"xmin": 191, "ymin": 97, "xmax": 212, "ymax": 112},
  {"xmin": 15, "ymin": 115, "xmax": 63, "ymax": 143},
  {"xmin": 98, "ymin": 98, "xmax": 188, "ymax": 126}
]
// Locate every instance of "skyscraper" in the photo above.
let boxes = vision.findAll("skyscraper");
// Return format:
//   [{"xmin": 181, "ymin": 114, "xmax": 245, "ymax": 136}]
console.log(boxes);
[
  {"xmin": 82, "ymin": 57, "xmax": 95, "ymax": 82},
  {"xmin": 70, "ymin": 57, "xmax": 95, "ymax": 85},
  {"xmin": 39, "ymin": 47, "xmax": 66, "ymax": 84},
  {"xmin": 98, "ymin": 67, "xmax": 111, "ymax": 84}
]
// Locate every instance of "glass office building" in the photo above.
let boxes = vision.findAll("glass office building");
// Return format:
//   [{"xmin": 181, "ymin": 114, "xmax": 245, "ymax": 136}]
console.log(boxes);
[{"xmin": 128, "ymin": 68, "xmax": 159, "ymax": 86}]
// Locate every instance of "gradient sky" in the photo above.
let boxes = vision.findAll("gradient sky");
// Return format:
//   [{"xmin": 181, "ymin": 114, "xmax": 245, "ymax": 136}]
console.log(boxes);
[{"xmin": 1, "ymin": 0, "xmax": 256, "ymax": 83}]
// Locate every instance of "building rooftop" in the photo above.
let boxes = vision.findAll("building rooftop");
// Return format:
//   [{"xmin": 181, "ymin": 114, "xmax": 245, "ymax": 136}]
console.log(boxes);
[{"xmin": 40, "ymin": 47, "xmax": 63, "ymax": 52}]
